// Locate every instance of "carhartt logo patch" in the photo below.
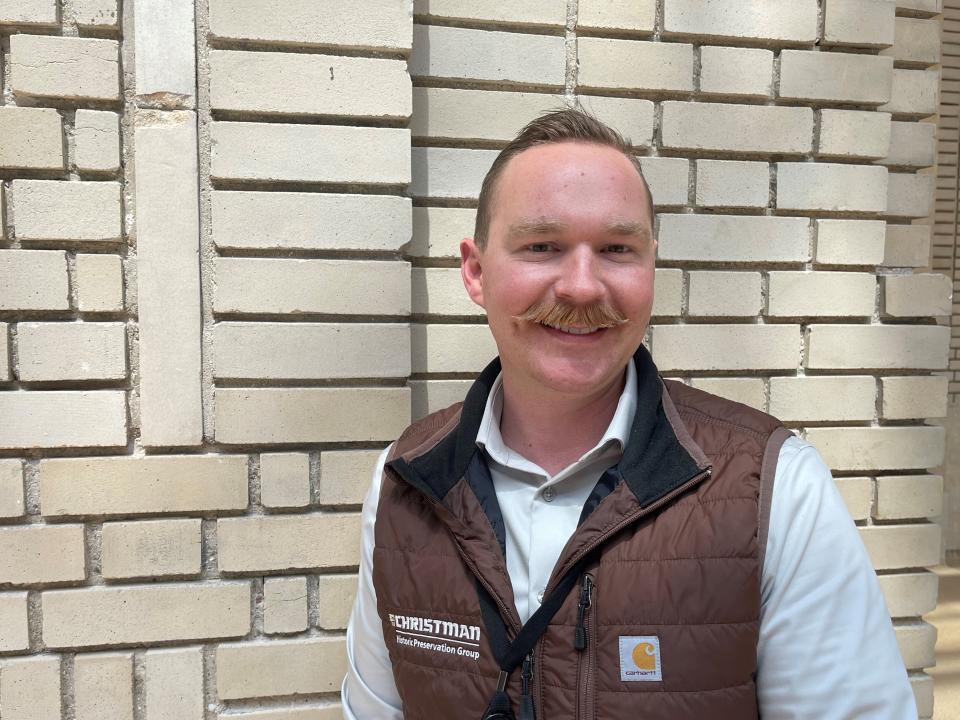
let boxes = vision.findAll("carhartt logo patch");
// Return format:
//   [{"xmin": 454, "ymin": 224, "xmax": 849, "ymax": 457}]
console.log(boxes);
[{"xmin": 619, "ymin": 635, "xmax": 662, "ymax": 681}]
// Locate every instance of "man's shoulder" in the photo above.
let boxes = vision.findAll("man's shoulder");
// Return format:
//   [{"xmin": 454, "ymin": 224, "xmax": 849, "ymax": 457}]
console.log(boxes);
[{"xmin": 390, "ymin": 402, "xmax": 465, "ymax": 463}]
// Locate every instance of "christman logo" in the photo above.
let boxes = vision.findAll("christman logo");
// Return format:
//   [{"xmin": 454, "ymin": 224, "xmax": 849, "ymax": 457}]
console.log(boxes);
[
  {"xmin": 619, "ymin": 636, "xmax": 662, "ymax": 682},
  {"xmin": 388, "ymin": 613, "xmax": 481, "ymax": 661}
]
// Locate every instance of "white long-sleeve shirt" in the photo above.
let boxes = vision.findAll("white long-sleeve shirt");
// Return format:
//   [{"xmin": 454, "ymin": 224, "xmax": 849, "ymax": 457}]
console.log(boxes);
[{"xmin": 343, "ymin": 365, "xmax": 916, "ymax": 718}]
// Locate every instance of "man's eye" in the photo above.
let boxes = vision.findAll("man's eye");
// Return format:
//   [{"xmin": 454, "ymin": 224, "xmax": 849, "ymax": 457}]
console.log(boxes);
[
  {"xmin": 605, "ymin": 244, "xmax": 631, "ymax": 254},
  {"xmin": 528, "ymin": 243, "xmax": 553, "ymax": 252}
]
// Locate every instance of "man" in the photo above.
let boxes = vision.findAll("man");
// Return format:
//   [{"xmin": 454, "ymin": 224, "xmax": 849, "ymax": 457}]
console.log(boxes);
[{"xmin": 343, "ymin": 109, "xmax": 915, "ymax": 719}]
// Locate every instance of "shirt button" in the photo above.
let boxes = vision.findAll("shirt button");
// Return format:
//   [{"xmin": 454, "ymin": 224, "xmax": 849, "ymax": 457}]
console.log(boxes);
[
  {"xmin": 543, "ymin": 487, "xmax": 554, "ymax": 502},
  {"xmin": 537, "ymin": 590, "xmax": 544, "ymax": 604}
]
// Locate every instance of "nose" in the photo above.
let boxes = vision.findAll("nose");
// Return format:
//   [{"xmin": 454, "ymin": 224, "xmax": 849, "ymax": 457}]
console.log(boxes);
[{"xmin": 554, "ymin": 245, "xmax": 605, "ymax": 305}]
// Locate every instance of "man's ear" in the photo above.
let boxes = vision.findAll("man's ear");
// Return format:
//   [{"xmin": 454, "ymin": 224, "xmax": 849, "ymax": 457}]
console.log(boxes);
[{"xmin": 460, "ymin": 237, "xmax": 485, "ymax": 309}]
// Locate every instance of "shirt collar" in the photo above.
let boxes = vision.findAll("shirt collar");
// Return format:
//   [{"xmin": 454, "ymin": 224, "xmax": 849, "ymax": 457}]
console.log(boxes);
[{"xmin": 475, "ymin": 359, "xmax": 638, "ymax": 470}]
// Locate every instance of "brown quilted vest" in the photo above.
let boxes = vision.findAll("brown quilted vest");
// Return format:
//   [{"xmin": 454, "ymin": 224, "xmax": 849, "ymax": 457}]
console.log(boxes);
[{"xmin": 373, "ymin": 347, "xmax": 790, "ymax": 720}]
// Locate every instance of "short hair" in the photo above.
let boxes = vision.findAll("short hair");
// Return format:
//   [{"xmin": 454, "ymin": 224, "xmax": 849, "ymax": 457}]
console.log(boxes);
[{"xmin": 473, "ymin": 107, "xmax": 654, "ymax": 249}]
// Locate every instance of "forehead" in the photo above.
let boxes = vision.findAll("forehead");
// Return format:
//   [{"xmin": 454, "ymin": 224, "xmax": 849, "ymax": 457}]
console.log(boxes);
[{"xmin": 491, "ymin": 141, "xmax": 650, "ymax": 229}]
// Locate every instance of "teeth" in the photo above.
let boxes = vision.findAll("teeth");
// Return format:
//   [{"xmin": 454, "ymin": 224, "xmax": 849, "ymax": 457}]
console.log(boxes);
[{"xmin": 542, "ymin": 323, "xmax": 599, "ymax": 335}]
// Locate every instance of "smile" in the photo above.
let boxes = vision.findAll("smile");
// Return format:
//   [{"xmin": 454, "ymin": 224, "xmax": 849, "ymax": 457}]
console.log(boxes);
[{"xmin": 539, "ymin": 322, "xmax": 603, "ymax": 336}]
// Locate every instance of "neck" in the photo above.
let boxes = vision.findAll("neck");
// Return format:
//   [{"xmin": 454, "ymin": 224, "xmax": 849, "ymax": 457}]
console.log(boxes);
[{"xmin": 498, "ymin": 367, "xmax": 627, "ymax": 476}]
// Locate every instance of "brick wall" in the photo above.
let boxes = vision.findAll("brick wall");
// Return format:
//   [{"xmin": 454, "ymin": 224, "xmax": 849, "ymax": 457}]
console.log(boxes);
[{"xmin": 0, "ymin": 1, "xmax": 949, "ymax": 718}]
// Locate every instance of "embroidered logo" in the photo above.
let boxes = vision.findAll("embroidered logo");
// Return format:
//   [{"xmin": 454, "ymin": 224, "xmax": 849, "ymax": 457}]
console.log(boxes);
[
  {"xmin": 388, "ymin": 613, "xmax": 481, "ymax": 661},
  {"xmin": 619, "ymin": 635, "xmax": 662, "ymax": 681}
]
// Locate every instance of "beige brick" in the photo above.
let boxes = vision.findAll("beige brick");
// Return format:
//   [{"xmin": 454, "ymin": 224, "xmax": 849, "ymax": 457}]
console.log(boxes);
[
  {"xmin": 768, "ymin": 271, "xmax": 876, "ymax": 317},
  {"xmin": 0, "ymin": 324, "xmax": 7, "ymax": 382},
  {"xmin": 214, "ymin": 258, "xmax": 410, "ymax": 316},
  {"xmin": 413, "ymin": 267, "xmax": 481, "ymax": 317},
  {"xmin": 805, "ymin": 426, "xmax": 944, "ymax": 471},
  {"xmin": 882, "ymin": 17, "xmax": 940, "ymax": 66},
  {"xmin": 410, "ymin": 24, "xmax": 565, "ymax": 87},
  {"xmin": 777, "ymin": 163, "xmax": 888, "ymax": 213},
  {"xmin": 319, "ymin": 450, "xmax": 384, "ymax": 507},
  {"xmin": 413, "ymin": 0, "xmax": 566, "ymax": 26},
  {"xmin": 412, "ymin": 88, "xmax": 654, "ymax": 149},
  {"xmin": 219, "ymin": 514, "xmax": 359, "ymax": 572},
  {"xmin": 883, "ymin": 224, "xmax": 930, "ymax": 267},
  {"xmin": 411, "ymin": 147, "xmax": 497, "ymax": 200},
  {"xmin": 884, "ymin": 273, "xmax": 951, "ymax": 317},
  {"xmin": 0, "ymin": 391, "xmax": 127, "ymax": 449},
  {"xmin": 652, "ymin": 268, "xmax": 682, "ymax": 317},
  {"xmin": 74, "ymin": 110, "xmax": 120, "ymax": 173},
  {"xmin": 823, "ymin": 0, "xmax": 896, "ymax": 47},
  {"xmin": 101, "ymin": 518, "xmax": 202, "ymax": 580},
  {"xmin": 264, "ymin": 576, "xmax": 308, "ymax": 634},
  {"xmin": 895, "ymin": 621, "xmax": 936, "ymax": 669},
  {"xmin": 217, "ymin": 638, "xmax": 347, "ymax": 700},
  {"xmin": 577, "ymin": 0, "xmax": 655, "ymax": 33},
  {"xmin": 689, "ymin": 378, "xmax": 765, "ymax": 411},
  {"xmin": 0, "ymin": 592, "xmax": 29, "ymax": 652},
  {"xmin": 0, "ymin": 0, "xmax": 56, "ymax": 25},
  {"xmin": 578, "ymin": 38, "xmax": 693, "ymax": 92},
  {"xmin": 43, "ymin": 582, "xmax": 250, "ymax": 648},
  {"xmin": 411, "ymin": 323, "xmax": 497, "ymax": 374},
  {"xmin": 11, "ymin": 35, "xmax": 119, "ymax": 101},
  {"xmin": 769, "ymin": 376, "xmax": 876, "ymax": 422},
  {"xmin": 657, "ymin": 215, "xmax": 811, "ymax": 263},
  {"xmin": 880, "ymin": 121, "xmax": 936, "ymax": 167},
  {"xmin": 770, "ymin": 375, "xmax": 877, "ymax": 422},
  {"xmin": 144, "ymin": 647, "xmax": 204, "ymax": 720},
  {"xmin": 215, "ymin": 388, "xmax": 410, "ymax": 444},
  {"xmin": 695, "ymin": 160, "xmax": 768, "ymax": 209},
  {"xmin": 859, "ymin": 524, "xmax": 940, "ymax": 569},
  {"xmin": 880, "ymin": 69, "xmax": 939, "ymax": 116},
  {"xmin": 913, "ymin": 673, "xmax": 933, "ymax": 718},
  {"xmin": 260, "ymin": 452, "xmax": 310, "ymax": 509},
  {"xmin": 213, "ymin": 322, "xmax": 410, "ymax": 381},
  {"xmin": 213, "ymin": 191, "xmax": 410, "ymax": 252},
  {"xmin": 0, "ymin": 250, "xmax": 68, "ymax": 311},
  {"xmin": 779, "ymin": 51, "xmax": 893, "ymax": 104},
  {"xmin": 897, "ymin": 0, "xmax": 942, "ymax": 15},
  {"xmin": 72, "ymin": 0, "xmax": 119, "ymax": 27},
  {"xmin": 876, "ymin": 475, "xmax": 942, "ymax": 520},
  {"xmin": 878, "ymin": 571, "xmax": 939, "ymax": 618},
  {"xmin": 881, "ymin": 375, "xmax": 948, "ymax": 419},
  {"xmin": 317, "ymin": 575, "xmax": 357, "ymax": 630},
  {"xmin": 664, "ymin": 0, "xmax": 817, "ymax": 42},
  {"xmin": 640, "ymin": 157, "xmax": 689, "ymax": 207},
  {"xmin": 132, "ymin": 0, "xmax": 196, "ymax": 106},
  {"xmin": 217, "ymin": 708, "xmax": 341, "ymax": 720},
  {"xmin": 135, "ymin": 113, "xmax": 202, "ymax": 448},
  {"xmin": 211, "ymin": 123, "xmax": 410, "ymax": 184},
  {"xmin": 76, "ymin": 253, "xmax": 124, "ymax": 312},
  {"xmin": 74, "ymin": 652, "xmax": 133, "ymax": 720},
  {"xmin": 17, "ymin": 321, "xmax": 126, "ymax": 381},
  {"xmin": 40, "ymin": 455, "xmax": 248, "ymax": 517},
  {"xmin": 411, "ymin": 380, "xmax": 473, "ymax": 420},
  {"xmin": 661, "ymin": 102, "xmax": 813, "ymax": 154},
  {"xmin": 209, "ymin": 0, "xmax": 411, "ymax": 50},
  {"xmin": 807, "ymin": 324, "xmax": 949, "ymax": 370},
  {"xmin": 687, "ymin": 271, "xmax": 761, "ymax": 317},
  {"xmin": 0, "ymin": 656, "xmax": 60, "ymax": 720},
  {"xmin": 814, "ymin": 219, "xmax": 886, "ymax": 266},
  {"xmin": 210, "ymin": 51, "xmax": 410, "ymax": 119},
  {"xmin": 0, "ymin": 460, "xmax": 24, "ymax": 519},
  {"xmin": 834, "ymin": 476, "xmax": 872, "ymax": 521},
  {"xmin": 651, "ymin": 324, "xmax": 799, "ymax": 372},
  {"xmin": 698, "ymin": 46, "xmax": 773, "ymax": 98},
  {"xmin": 0, "ymin": 106, "xmax": 63, "ymax": 170},
  {"xmin": 0, "ymin": 524, "xmax": 85, "ymax": 585},
  {"xmin": 886, "ymin": 172, "xmax": 934, "ymax": 218},
  {"xmin": 818, "ymin": 110, "xmax": 892, "ymax": 160},
  {"xmin": 10, "ymin": 180, "xmax": 122, "ymax": 242},
  {"xmin": 409, "ymin": 207, "xmax": 475, "ymax": 259}
]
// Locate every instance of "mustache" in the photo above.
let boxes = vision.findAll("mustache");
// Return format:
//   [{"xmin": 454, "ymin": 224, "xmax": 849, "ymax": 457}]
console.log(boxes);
[{"xmin": 515, "ymin": 300, "xmax": 628, "ymax": 329}]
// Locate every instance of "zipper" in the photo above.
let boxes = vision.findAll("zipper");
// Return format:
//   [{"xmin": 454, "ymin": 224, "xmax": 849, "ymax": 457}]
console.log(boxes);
[
  {"xmin": 574, "ymin": 573, "xmax": 596, "ymax": 720},
  {"xmin": 519, "ymin": 652, "xmax": 535, "ymax": 720}
]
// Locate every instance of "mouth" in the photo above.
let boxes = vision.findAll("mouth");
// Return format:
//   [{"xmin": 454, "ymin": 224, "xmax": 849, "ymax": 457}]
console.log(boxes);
[{"xmin": 538, "ymin": 321, "xmax": 605, "ymax": 336}]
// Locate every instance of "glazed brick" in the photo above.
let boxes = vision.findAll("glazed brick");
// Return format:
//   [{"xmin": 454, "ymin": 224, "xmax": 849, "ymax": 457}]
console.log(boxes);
[
  {"xmin": 885, "ymin": 172, "xmax": 934, "ymax": 218},
  {"xmin": 653, "ymin": 268, "xmax": 683, "ymax": 317},
  {"xmin": 410, "ymin": 147, "xmax": 497, "ymax": 200},
  {"xmin": 263, "ymin": 576, "xmax": 308, "ymax": 634},
  {"xmin": 217, "ymin": 638, "xmax": 347, "ymax": 700},
  {"xmin": 695, "ymin": 159, "xmax": 769, "ymax": 209},
  {"xmin": 814, "ymin": 219, "xmax": 886, "ymax": 266},
  {"xmin": 413, "ymin": 267, "xmax": 483, "ymax": 317},
  {"xmin": 804, "ymin": 426, "xmax": 945, "ymax": 471},
  {"xmin": 661, "ymin": 102, "xmax": 813, "ymax": 154},
  {"xmin": 818, "ymin": 110, "xmax": 892, "ymax": 160},
  {"xmin": 876, "ymin": 475, "xmax": 943, "ymax": 520},
  {"xmin": 0, "ymin": 592, "xmax": 29, "ymax": 652},
  {"xmin": 218, "ymin": 515, "xmax": 360, "ymax": 573},
  {"xmin": 767, "ymin": 271, "xmax": 876, "ymax": 317},
  {"xmin": 880, "ymin": 121, "xmax": 936, "ymax": 167},
  {"xmin": 74, "ymin": 652, "xmax": 133, "ymax": 720},
  {"xmin": 806, "ymin": 324, "xmax": 949, "ymax": 370},
  {"xmin": 689, "ymin": 378, "xmax": 765, "ymax": 411},
  {"xmin": 768, "ymin": 376, "xmax": 876, "ymax": 422},
  {"xmin": 75, "ymin": 254, "xmax": 124, "ymax": 312},
  {"xmin": 577, "ymin": 0, "xmax": 656, "ymax": 34},
  {"xmin": 687, "ymin": 271, "xmax": 762, "ymax": 317},
  {"xmin": 699, "ymin": 46, "xmax": 773, "ymax": 98},
  {"xmin": 411, "ymin": 324, "xmax": 498, "ymax": 374},
  {"xmin": 880, "ymin": 69, "xmax": 939, "ymax": 117},
  {"xmin": 0, "ymin": 391, "xmax": 127, "ymax": 449},
  {"xmin": 578, "ymin": 38, "xmax": 693, "ymax": 92},
  {"xmin": 409, "ymin": 207, "xmax": 476, "ymax": 260},
  {"xmin": 651, "ymin": 324, "xmax": 800, "ymax": 372},
  {"xmin": 776, "ymin": 163, "xmax": 888, "ymax": 213},
  {"xmin": 779, "ymin": 51, "xmax": 893, "ymax": 104},
  {"xmin": 878, "ymin": 572, "xmax": 939, "ymax": 618},
  {"xmin": 657, "ymin": 215, "xmax": 810, "ymax": 263},
  {"xmin": 823, "ymin": 0, "xmax": 895, "ymax": 47},
  {"xmin": 0, "ymin": 250, "xmax": 68, "ymax": 311},
  {"xmin": 17, "ymin": 321, "xmax": 126, "ymax": 381},
  {"xmin": 101, "ymin": 518, "xmax": 202, "ymax": 580},
  {"xmin": 0, "ymin": 524, "xmax": 85, "ymax": 585},
  {"xmin": 11, "ymin": 35, "xmax": 120, "ymax": 101},
  {"xmin": 881, "ymin": 375, "xmax": 949, "ymax": 419},
  {"xmin": 663, "ymin": 0, "xmax": 817, "ymax": 43},
  {"xmin": 319, "ymin": 449, "xmax": 385, "ymax": 507},
  {"xmin": 0, "ymin": 460, "xmax": 24, "ymax": 519},
  {"xmin": 9, "ymin": 180, "xmax": 122, "ymax": 243},
  {"xmin": 0, "ymin": 106, "xmax": 63, "ymax": 171},
  {"xmin": 260, "ymin": 452, "xmax": 311, "ymax": 509},
  {"xmin": 0, "ymin": 0, "xmax": 56, "ymax": 25},
  {"xmin": 883, "ymin": 224, "xmax": 931, "ymax": 267},
  {"xmin": 0, "ymin": 656, "xmax": 60, "ymax": 719},
  {"xmin": 882, "ymin": 17, "xmax": 941, "ymax": 66},
  {"xmin": 883, "ymin": 273, "xmax": 951, "ymax": 317}
]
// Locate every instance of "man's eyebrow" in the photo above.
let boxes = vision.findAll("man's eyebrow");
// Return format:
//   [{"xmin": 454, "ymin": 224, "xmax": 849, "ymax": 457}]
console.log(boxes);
[
  {"xmin": 507, "ymin": 220, "xmax": 570, "ymax": 237},
  {"xmin": 607, "ymin": 221, "xmax": 653, "ymax": 240}
]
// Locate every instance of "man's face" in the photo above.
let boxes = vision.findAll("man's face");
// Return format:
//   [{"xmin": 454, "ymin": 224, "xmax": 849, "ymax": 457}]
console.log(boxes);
[{"xmin": 460, "ymin": 141, "xmax": 656, "ymax": 401}]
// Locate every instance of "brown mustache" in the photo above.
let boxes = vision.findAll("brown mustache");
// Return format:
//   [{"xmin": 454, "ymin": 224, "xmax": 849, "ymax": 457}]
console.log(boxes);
[{"xmin": 515, "ymin": 300, "xmax": 628, "ymax": 329}]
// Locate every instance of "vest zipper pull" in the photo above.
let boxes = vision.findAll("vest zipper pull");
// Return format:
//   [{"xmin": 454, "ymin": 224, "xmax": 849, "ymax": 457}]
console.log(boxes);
[
  {"xmin": 574, "ymin": 574, "xmax": 594, "ymax": 651},
  {"xmin": 519, "ymin": 653, "xmax": 535, "ymax": 720}
]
